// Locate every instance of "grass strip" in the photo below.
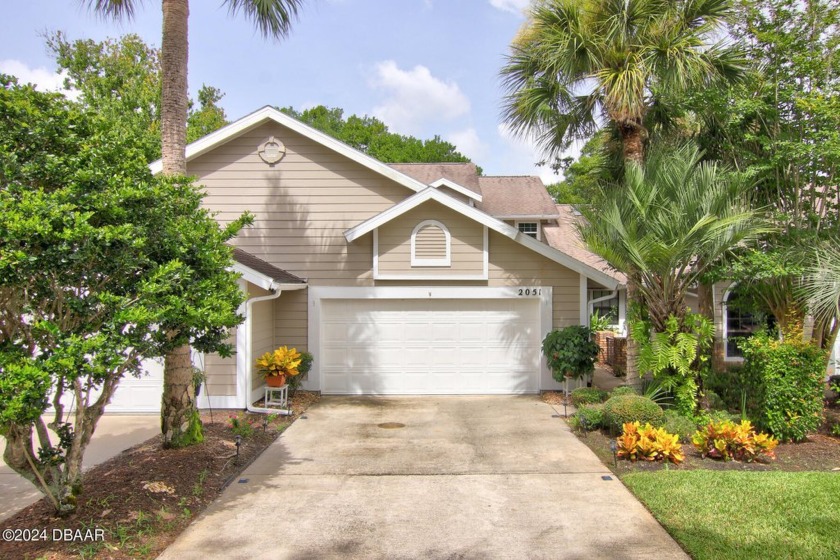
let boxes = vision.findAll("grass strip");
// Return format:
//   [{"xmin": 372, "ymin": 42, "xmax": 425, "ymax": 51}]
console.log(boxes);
[{"xmin": 622, "ymin": 470, "xmax": 840, "ymax": 560}]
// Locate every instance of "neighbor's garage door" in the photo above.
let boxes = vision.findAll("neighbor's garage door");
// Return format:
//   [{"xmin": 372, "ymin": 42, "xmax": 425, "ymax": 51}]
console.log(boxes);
[{"xmin": 320, "ymin": 298, "xmax": 540, "ymax": 394}]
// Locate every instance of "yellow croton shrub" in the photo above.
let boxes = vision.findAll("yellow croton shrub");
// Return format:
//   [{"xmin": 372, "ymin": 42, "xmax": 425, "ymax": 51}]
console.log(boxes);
[{"xmin": 255, "ymin": 346, "xmax": 302, "ymax": 378}]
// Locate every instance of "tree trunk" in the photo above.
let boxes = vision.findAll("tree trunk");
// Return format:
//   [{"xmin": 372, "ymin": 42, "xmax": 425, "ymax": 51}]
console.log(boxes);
[
  {"xmin": 161, "ymin": 0, "xmax": 189, "ymax": 176},
  {"xmin": 160, "ymin": 0, "xmax": 202, "ymax": 446},
  {"xmin": 161, "ymin": 343, "xmax": 202, "ymax": 448},
  {"xmin": 625, "ymin": 280, "xmax": 641, "ymax": 387},
  {"xmin": 620, "ymin": 124, "xmax": 645, "ymax": 384}
]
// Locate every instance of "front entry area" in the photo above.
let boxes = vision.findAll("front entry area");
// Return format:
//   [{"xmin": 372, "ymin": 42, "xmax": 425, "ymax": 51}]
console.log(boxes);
[{"xmin": 314, "ymin": 290, "xmax": 544, "ymax": 395}]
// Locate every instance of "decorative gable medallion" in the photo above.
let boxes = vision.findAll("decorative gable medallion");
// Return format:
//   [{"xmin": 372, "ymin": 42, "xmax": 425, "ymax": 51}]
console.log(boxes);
[{"xmin": 258, "ymin": 136, "xmax": 286, "ymax": 165}]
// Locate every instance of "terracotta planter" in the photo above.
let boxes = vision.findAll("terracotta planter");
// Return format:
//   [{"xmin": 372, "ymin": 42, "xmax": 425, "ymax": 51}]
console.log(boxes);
[{"xmin": 266, "ymin": 375, "xmax": 286, "ymax": 388}]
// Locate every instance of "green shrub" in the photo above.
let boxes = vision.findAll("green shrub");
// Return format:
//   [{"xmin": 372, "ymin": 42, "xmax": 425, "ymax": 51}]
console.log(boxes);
[
  {"xmin": 662, "ymin": 410, "xmax": 698, "ymax": 443},
  {"xmin": 570, "ymin": 387, "xmax": 608, "ymax": 407},
  {"xmin": 610, "ymin": 386, "xmax": 638, "ymax": 398},
  {"xmin": 602, "ymin": 394, "xmax": 664, "ymax": 434},
  {"xmin": 740, "ymin": 333, "xmax": 826, "ymax": 442},
  {"xmin": 572, "ymin": 404, "xmax": 604, "ymax": 431},
  {"xmin": 541, "ymin": 325, "xmax": 599, "ymax": 381}
]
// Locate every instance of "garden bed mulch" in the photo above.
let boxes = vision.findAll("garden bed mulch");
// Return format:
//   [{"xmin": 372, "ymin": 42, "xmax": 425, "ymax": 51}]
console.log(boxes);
[
  {"xmin": 541, "ymin": 391, "xmax": 840, "ymax": 474},
  {"xmin": 0, "ymin": 391, "xmax": 319, "ymax": 560}
]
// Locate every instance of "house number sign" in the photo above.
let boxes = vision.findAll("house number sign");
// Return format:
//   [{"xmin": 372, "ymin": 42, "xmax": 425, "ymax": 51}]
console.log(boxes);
[{"xmin": 517, "ymin": 288, "xmax": 542, "ymax": 296}]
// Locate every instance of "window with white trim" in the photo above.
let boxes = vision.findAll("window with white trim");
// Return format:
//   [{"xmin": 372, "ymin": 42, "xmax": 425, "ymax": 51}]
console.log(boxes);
[
  {"xmin": 723, "ymin": 285, "xmax": 775, "ymax": 360},
  {"xmin": 517, "ymin": 221, "xmax": 539, "ymax": 240},
  {"xmin": 411, "ymin": 220, "xmax": 451, "ymax": 267}
]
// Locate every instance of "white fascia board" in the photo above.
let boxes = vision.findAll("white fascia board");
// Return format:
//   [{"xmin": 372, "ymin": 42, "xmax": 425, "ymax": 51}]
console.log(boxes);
[
  {"xmin": 230, "ymin": 262, "xmax": 308, "ymax": 293},
  {"xmin": 345, "ymin": 187, "xmax": 621, "ymax": 289},
  {"xmin": 345, "ymin": 187, "xmax": 511, "ymax": 243},
  {"xmin": 149, "ymin": 106, "xmax": 430, "ymax": 194},
  {"xmin": 429, "ymin": 178, "xmax": 482, "ymax": 202}
]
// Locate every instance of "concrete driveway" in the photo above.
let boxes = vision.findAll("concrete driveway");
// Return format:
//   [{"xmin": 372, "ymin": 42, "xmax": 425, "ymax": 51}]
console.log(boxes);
[{"xmin": 159, "ymin": 397, "xmax": 688, "ymax": 560}]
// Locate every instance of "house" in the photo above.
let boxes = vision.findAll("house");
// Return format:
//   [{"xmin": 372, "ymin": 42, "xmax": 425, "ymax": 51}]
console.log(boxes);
[{"xmin": 102, "ymin": 106, "xmax": 629, "ymax": 412}]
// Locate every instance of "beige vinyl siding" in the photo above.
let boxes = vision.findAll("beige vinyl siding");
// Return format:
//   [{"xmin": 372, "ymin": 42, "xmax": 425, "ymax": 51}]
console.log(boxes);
[
  {"xmin": 377, "ymin": 202, "xmax": 484, "ymax": 277},
  {"xmin": 273, "ymin": 289, "xmax": 307, "ymax": 351},
  {"xmin": 190, "ymin": 121, "xmax": 406, "ymax": 290},
  {"xmin": 488, "ymin": 231, "xmax": 579, "ymax": 328},
  {"xmin": 204, "ymin": 338, "xmax": 236, "ymax": 397}
]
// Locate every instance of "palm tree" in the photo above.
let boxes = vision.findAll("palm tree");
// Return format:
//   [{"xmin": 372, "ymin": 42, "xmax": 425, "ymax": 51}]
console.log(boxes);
[
  {"xmin": 501, "ymin": 0, "xmax": 744, "ymax": 382},
  {"xmin": 83, "ymin": 0, "xmax": 303, "ymax": 447},
  {"xmin": 578, "ymin": 142, "xmax": 767, "ymax": 332},
  {"xmin": 500, "ymin": 0, "xmax": 744, "ymax": 164}
]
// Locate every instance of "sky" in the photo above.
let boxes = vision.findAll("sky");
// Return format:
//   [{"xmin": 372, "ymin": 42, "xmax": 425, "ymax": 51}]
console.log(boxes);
[{"xmin": 0, "ymin": 0, "xmax": 569, "ymax": 184}]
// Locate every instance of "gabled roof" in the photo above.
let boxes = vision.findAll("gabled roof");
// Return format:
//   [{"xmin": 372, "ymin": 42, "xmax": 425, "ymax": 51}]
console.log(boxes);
[
  {"xmin": 148, "ymin": 106, "xmax": 430, "ymax": 194},
  {"xmin": 429, "ymin": 178, "xmax": 482, "ymax": 202},
  {"xmin": 345, "ymin": 188, "xmax": 620, "ymax": 289},
  {"xmin": 477, "ymin": 176, "xmax": 559, "ymax": 219},
  {"xmin": 544, "ymin": 205, "xmax": 626, "ymax": 284},
  {"xmin": 389, "ymin": 163, "xmax": 482, "ymax": 194},
  {"xmin": 231, "ymin": 247, "xmax": 307, "ymax": 292}
]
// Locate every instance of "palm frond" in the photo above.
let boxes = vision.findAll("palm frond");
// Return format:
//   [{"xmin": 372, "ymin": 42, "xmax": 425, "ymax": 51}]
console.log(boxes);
[
  {"xmin": 225, "ymin": 0, "xmax": 303, "ymax": 40},
  {"xmin": 81, "ymin": 0, "xmax": 140, "ymax": 20}
]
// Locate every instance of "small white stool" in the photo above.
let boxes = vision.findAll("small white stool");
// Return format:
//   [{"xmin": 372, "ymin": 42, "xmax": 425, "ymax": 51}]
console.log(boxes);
[{"xmin": 264, "ymin": 384, "xmax": 288, "ymax": 408}]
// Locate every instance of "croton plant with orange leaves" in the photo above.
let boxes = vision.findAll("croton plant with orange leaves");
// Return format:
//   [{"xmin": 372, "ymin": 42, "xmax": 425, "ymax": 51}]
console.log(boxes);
[{"xmin": 255, "ymin": 346, "xmax": 302, "ymax": 378}]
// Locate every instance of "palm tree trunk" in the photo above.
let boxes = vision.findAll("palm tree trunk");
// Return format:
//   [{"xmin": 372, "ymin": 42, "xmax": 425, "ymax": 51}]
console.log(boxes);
[
  {"xmin": 160, "ymin": 0, "xmax": 201, "ymax": 447},
  {"xmin": 621, "ymin": 124, "xmax": 645, "ymax": 385}
]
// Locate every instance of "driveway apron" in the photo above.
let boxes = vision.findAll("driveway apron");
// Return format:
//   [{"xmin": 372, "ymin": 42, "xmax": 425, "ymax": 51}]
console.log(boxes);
[{"xmin": 158, "ymin": 396, "xmax": 688, "ymax": 560}]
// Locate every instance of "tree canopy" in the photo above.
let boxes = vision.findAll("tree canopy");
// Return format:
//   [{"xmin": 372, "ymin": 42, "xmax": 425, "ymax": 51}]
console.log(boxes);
[
  {"xmin": 280, "ymin": 105, "xmax": 476, "ymax": 169},
  {"xmin": 0, "ymin": 76, "xmax": 249, "ymax": 512}
]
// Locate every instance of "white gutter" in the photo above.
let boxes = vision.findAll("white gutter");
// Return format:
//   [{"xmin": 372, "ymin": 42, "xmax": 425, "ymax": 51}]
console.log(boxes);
[{"xmin": 242, "ymin": 281, "xmax": 307, "ymax": 416}]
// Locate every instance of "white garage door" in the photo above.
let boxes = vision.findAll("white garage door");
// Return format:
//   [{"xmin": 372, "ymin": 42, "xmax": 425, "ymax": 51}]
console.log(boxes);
[
  {"xmin": 320, "ymin": 298, "xmax": 540, "ymax": 394},
  {"xmin": 108, "ymin": 359, "xmax": 164, "ymax": 412}
]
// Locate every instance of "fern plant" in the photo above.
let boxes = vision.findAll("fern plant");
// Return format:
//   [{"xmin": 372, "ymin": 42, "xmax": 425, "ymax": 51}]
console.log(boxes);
[{"xmin": 632, "ymin": 312, "xmax": 714, "ymax": 416}]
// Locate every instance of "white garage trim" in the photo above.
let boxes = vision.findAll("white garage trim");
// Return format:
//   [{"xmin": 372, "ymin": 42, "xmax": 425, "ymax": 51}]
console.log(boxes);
[{"xmin": 307, "ymin": 286, "xmax": 553, "ymax": 393}]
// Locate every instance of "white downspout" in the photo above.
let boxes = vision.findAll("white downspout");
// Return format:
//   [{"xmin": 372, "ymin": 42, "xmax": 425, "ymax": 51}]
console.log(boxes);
[{"xmin": 242, "ymin": 286, "xmax": 293, "ymax": 416}]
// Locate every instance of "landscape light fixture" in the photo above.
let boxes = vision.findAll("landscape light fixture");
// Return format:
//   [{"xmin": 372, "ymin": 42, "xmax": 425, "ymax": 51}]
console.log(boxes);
[
  {"xmin": 235, "ymin": 434, "xmax": 242, "ymax": 463},
  {"xmin": 609, "ymin": 439, "xmax": 618, "ymax": 468}
]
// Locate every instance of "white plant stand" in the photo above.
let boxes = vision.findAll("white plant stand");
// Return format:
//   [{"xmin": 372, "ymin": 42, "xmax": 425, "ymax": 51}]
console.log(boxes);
[{"xmin": 264, "ymin": 384, "xmax": 288, "ymax": 408}]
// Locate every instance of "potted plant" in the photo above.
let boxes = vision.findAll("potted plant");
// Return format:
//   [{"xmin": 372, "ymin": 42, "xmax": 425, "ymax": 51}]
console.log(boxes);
[
  {"xmin": 541, "ymin": 325, "xmax": 599, "ymax": 386},
  {"xmin": 255, "ymin": 345, "xmax": 302, "ymax": 387}
]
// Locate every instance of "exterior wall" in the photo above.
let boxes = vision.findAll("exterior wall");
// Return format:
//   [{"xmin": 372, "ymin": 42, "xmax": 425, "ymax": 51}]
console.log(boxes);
[
  {"xmin": 377, "ymin": 202, "xmax": 485, "ymax": 277},
  {"xmin": 203, "ymin": 336, "xmax": 237, "ymax": 399},
  {"xmin": 189, "ymin": 121, "xmax": 406, "ymax": 287},
  {"xmin": 487, "ymin": 231, "xmax": 580, "ymax": 329}
]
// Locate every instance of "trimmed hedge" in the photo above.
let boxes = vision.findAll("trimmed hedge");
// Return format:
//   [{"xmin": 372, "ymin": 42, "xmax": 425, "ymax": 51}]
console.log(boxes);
[
  {"xmin": 662, "ymin": 410, "xmax": 698, "ymax": 443},
  {"xmin": 610, "ymin": 386, "xmax": 638, "ymax": 398},
  {"xmin": 603, "ymin": 394, "xmax": 664, "ymax": 434},
  {"xmin": 570, "ymin": 387, "xmax": 608, "ymax": 407},
  {"xmin": 573, "ymin": 404, "xmax": 604, "ymax": 431}
]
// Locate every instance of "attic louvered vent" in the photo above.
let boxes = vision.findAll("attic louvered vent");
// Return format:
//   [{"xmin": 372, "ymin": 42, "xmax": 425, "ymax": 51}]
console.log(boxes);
[{"xmin": 411, "ymin": 220, "xmax": 451, "ymax": 267}]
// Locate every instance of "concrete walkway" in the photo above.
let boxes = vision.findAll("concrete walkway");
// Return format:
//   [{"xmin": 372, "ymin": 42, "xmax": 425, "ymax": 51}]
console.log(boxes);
[
  {"xmin": 159, "ymin": 397, "xmax": 687, "ymax": 560},
  {"xmin": 0, "ymin": 415, "xmax": 160, "ymax": 522}
]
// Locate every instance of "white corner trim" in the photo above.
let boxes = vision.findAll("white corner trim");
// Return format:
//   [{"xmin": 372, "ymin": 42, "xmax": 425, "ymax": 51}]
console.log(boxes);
[
  {"xmin": 483, "ymin": 226, "xmax": 489, "ymax": 278},
  {"xmin": 430, "ymin": 178, "xmax": 483, "ymax": 202},
  {"xmin": 410, "ymin": 220, "xmax": 451, "ymax": 267}
]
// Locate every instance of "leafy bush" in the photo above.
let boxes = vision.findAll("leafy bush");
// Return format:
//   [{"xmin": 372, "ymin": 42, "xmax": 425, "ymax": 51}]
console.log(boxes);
[
  {"xmin": 572, "ymin": 405, "xmax": 604, "ymax": 431},
  {"xmin": 610, "ymin": 386, "xmax": 638, "ymax": 398},
  {"xmin": 740, "ymin": 332, "xmax": 826, "ymax": 442},
  {"xmin": 602, "ymin": 394, "xmax": 664, "ymax": 434},
  {"xmin": 691, "ymin": 419, "xmax": 778, "ymax": 462},
  {"xmin": 617, "ymin": 422, "xmax": 684, "ymax": 464},
  {"xmin": 541, "ymin": 325, "xmax": 599, "ymax": 381},
  {"xmin": 227, "ymin": 413, "xmax": 256, "ymax": 438},
  {"xmin": 662, "ymin": 410, "xmax": 698, "ymax": 443},
  {"xmin": 570, "ymin": 387, "xmax": 608, "ymax": 407}
]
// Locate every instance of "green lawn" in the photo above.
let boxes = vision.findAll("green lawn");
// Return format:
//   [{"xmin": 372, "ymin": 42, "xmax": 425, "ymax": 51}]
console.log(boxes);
[{"xmin": 622, "ymin": 471, "xmax": 840, "ymax": 560}]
